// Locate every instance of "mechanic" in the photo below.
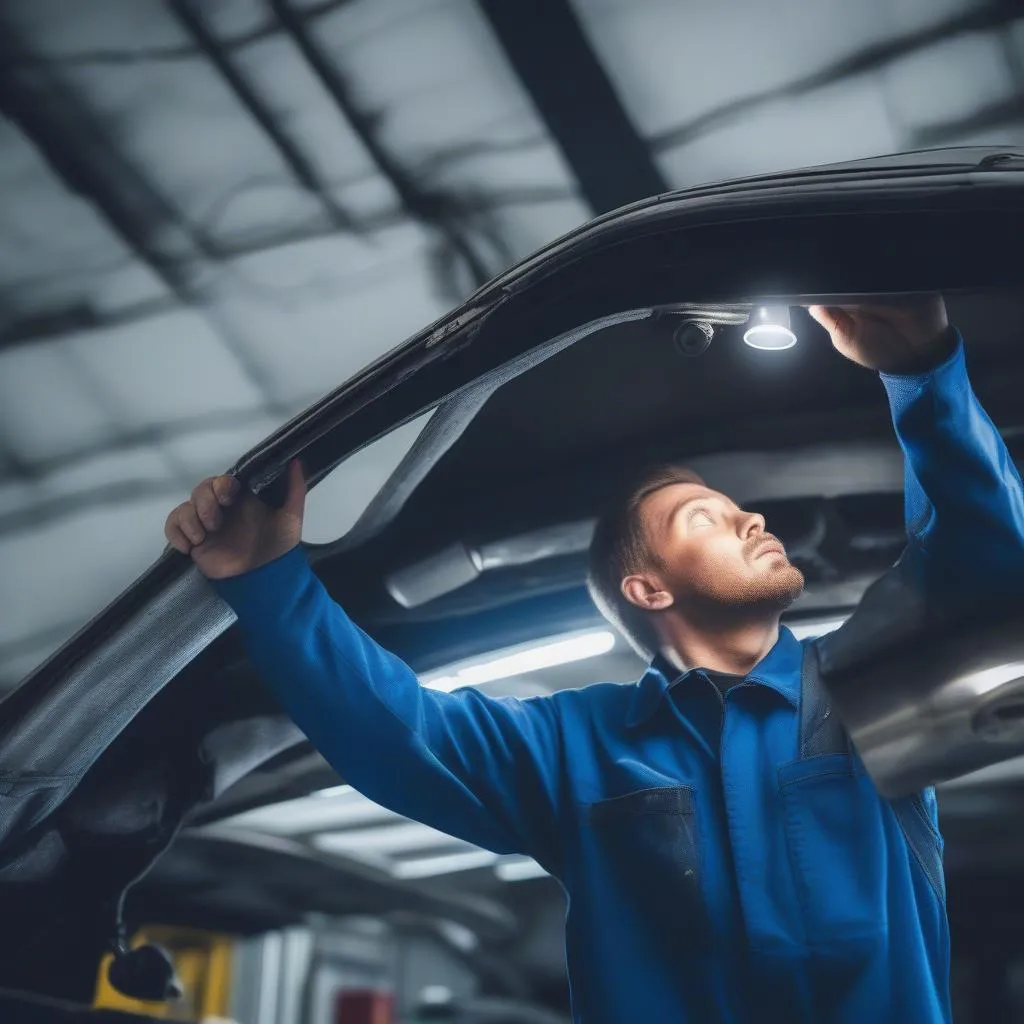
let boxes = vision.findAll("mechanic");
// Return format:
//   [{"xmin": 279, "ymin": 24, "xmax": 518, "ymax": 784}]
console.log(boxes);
[{"xmin": 165, "ymin": 297, "xmax": 1024, "ymax": 1023}]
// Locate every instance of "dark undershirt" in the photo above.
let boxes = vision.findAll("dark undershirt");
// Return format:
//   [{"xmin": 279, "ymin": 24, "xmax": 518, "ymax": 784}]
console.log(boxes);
[
  {"xmin": 666, "ymin": 668, "xmax": 744, "ymax": 757},
  {"xmin": 700, "ymin": 669, "xmax": 744, "ymax": 696}
]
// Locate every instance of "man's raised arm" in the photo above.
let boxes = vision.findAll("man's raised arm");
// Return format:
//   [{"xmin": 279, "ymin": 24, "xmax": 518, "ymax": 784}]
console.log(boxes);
[
  {"xmin": 810, "ymin": 298, "xmax": 1024, "ymax": 602},
  {"xmin": 165, "ymin": 463, "xmax": 565, "ymax": 872}
]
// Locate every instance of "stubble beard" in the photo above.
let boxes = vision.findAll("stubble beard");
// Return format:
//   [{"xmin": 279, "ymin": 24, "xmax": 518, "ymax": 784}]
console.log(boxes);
[
  {"xmin": 737, "ymin": 533, "xmax": 805, "ymax": 613},
  {"xmin": 739, "ymin": 562, "xmax": 806, "ymax": 614},
  {"xmin": 697, "ymin": 544, "xmax": 806, "ymax": 619}
]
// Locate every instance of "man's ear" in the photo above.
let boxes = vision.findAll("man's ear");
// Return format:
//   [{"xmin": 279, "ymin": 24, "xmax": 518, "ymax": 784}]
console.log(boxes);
[{"xmin": 621, "ymin": 574, "xmax": 674, "ymax": 612}]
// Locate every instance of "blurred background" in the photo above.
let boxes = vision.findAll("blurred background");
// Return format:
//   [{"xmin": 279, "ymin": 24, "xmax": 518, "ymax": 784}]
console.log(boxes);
[{"xmin": 2, "ymin": 3, "xmax": 1024, "ymax": 1022}]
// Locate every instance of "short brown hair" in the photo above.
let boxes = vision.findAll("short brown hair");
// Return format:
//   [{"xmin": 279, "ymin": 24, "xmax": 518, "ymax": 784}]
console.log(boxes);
[{"xmin": 587, "ymin": 464, "xmax": 705, "ymax": 660}]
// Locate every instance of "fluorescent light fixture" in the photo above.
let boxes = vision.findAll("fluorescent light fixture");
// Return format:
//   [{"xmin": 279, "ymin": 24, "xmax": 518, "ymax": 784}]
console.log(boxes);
[
  {"xmin": 960, "ymin": 661, "xmax": 1024, "ymax": 698},
  {"xmin": 313, "ymin": 821, "xmax": 465, "ymax": 856},
  {"xmin": 315, "ymin": 784, "xmax": 353, "ymax": 798},
  {"xmin": 940, "ymin": 753, "xmax": 1024, "ymax": 789},
  {"xmin": 392, "ymin": 849, "xmax": 500, "ymax": 879},
  {"xmin": 222, "ymin": 787, "xmax": 397, "ymax": 835},
  {"xmin": 495, "ymin": 857, "xmax": 549, "ymax": 882},
  {"xmin": 787, "ymin": 616, "xmax": 848, "ymax": 640},
  {"xmin": 436, "ymin": 921, "xmax": 478, "ymax": 952},
  {"xmin": 744, "ymin": 305, "xmax": 796, "ymax": 350},
  {"xmin": 424, "ymin": 629, "xmax": 616, "ymax": 692},
  {"xmin": 420, "ymin": 986, "xmax": 454, "ymax": 1006}
]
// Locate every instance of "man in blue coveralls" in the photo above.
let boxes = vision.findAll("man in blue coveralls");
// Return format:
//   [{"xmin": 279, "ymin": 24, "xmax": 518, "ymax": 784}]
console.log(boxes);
[{"xmin": 166, "ymin": 297, "xmax": 1024, "ymax": 1023}]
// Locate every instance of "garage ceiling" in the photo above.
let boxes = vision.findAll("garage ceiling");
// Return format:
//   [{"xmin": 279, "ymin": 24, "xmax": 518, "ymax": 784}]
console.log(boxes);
[{"xmin": 1, "ymin": 0, "xmax": 1022, "ymax": 690}]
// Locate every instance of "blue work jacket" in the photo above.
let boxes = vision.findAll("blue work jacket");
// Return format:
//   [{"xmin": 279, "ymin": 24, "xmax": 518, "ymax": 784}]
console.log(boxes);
[{"xmin": 214, "ymin": 337, "xmax": 1024, "ymax": 1023}]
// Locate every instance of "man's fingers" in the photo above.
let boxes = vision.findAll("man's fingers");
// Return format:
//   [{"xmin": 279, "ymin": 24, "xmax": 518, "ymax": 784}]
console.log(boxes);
[
  {"xmin": 191, "ymin": 478, "xmax": 224, "ymax": 531},
  {"xmin": 213, "ymin": 474, "xmax": 240, "ymax": 506},
  {"xmin": 164, "ymin": 507, "xmax": 193, "ymax": 555},
  {"xmin": 175, "ymin": 503, "xmax": 207, "ymax": 546},
  {"xmin": 282, "ymin": 459, "xmax": 307, "ymax": 520},
  {"xmin": 808, "ymin": 305, "xmax": 855, "ymax": 342},
  {"xmin": 807, "ymin": 305, "xmax": 837, "ymax": 330}
]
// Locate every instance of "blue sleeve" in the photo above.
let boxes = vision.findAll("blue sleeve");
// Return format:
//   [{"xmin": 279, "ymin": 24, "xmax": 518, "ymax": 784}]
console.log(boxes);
[
  {"xmin": 880, "ymin": 333, "xmax": 1024, "ymax": 601},
  {"xmin": 212, "ymin": 547, "xmax": 565, "ymax": 870}
]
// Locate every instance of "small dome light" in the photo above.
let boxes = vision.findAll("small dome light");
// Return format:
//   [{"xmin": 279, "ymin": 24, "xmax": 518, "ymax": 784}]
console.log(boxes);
[{"xmin": 744, "ymin": 305, "xmax": 797, "ymax": 350}]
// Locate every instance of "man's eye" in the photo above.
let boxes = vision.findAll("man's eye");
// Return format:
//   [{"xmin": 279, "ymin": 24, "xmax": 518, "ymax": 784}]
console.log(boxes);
[{"xmin": 689, "ymin": 509, "xmax": 715, "ymax": 528}]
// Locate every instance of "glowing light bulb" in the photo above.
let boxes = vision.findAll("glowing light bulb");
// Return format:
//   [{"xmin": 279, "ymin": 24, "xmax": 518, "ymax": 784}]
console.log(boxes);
[{"xmin": 744, "ymin": 305, "xmax": 797, "ymax": 350}]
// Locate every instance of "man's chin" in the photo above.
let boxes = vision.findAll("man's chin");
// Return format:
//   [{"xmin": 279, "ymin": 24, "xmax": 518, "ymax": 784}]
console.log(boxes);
[
  {"xmin": 750, "ymin": 564, "xmax": 805, "ymax": 611},
  {"xmin": 776, "ymin": 565, "xmax": 806, "ymax": 607},
  {"xmin": 689, "ymin": 564, "xmax": 806, "ymax": 617}
]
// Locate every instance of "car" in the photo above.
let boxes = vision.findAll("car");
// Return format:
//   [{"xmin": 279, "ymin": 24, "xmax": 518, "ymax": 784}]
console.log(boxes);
[{"xmin": 2, "ymin": 147, "xmax": 1024, "ymax": 1022}]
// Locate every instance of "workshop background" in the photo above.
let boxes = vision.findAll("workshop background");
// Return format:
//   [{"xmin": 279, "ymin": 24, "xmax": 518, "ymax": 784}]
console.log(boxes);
[{"xmin": 1, "ymin": 0, "xmax": 1022, "ymax": 691}]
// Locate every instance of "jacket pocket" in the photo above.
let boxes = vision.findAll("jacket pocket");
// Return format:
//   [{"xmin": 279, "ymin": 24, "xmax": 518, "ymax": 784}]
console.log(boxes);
[
  {"xmin": 584, "ymin": 785, "xmax": 712, "ymax": 953},
  {"xmin": 778, "ymin": 753, "xmax": 887, "ymax": 953}
]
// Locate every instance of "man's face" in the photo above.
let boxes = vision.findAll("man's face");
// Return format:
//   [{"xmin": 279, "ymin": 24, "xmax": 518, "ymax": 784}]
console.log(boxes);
[{"xmin": 629, "ymin": 482, "xmax": 805, "ymax": 616}]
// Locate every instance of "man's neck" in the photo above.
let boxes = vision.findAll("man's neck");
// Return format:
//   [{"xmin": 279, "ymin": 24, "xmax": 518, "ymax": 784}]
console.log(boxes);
[{"xmin": 658, "ymin": 614, "xmax": 781, "ymax": 678}]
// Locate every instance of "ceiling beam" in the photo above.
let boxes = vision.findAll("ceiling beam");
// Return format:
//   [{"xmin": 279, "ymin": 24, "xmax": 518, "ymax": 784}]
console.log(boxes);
[
  {"xmin": 0, "ymin": 24, "xmax": 283, "ymax": 409},
  {"xmin": 167, "ymin": 0, "xmax": 356, "ymax": 233},
  {"xmin": 0, "ymin": 296, "xmax": 178, "ymax": 354},
  {"xmin": 269, "ymin": 0, "xmax": 493, "ymax": 290},
  {"xmin": 2, "ymin": 0, "xmax": 355, "ymax": 72},
  {"xmin": 478, "ymin": 0, "xmax": 668, "ymax": 214}
]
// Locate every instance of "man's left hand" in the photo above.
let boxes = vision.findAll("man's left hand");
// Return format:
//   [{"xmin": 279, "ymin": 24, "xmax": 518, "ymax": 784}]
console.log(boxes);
[{"xmin": 808, "ymin": 296, "xmax": 954, "ymax": 375}]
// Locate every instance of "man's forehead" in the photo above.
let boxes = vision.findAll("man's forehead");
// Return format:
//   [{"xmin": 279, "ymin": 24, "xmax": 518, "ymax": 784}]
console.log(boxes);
[
  {"xmin": 643, "ymin": 481, "xmax": 730, "ymax": 511},
  {"xmin": 637, "ymin": 481, "xmax": 734, "ymax": 535}
]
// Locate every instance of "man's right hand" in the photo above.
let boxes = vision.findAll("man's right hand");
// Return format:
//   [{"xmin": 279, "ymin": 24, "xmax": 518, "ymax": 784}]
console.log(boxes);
[{"xmin": 164, "ymin": 459, "xmax": 307, "ymax": 580}]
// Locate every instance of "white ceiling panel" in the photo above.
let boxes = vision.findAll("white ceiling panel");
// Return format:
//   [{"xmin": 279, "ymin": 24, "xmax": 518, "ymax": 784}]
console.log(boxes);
[
  {"xmin": 656, "ymin": 74, "xmax": 901, "ymax": 189},
  {"xmin": 570, "ymin": 0, "xmax": 893, "ymax": 139},
  {"xmin": 61, "ymin": 56, "xmax": 324, "ymax": 241},
  {"xmin": 409, "ymin": 132, "xmax": 565, "ymax": 197},
  {"xmin": 307, "ymin": 0, "xmax": 585, "ymax": 240},
  {"xmin": 0, "ymin": 480, "xmax": 40, "ymax": 518},
  {"xmin": 190, "ymin": 0, "xmax": 269, "ymax": 37},
  {"xmin": 37, "ymin": 443, "xmax": 174, "ymax": 500},
  {"xmin": 887, "ymin": 0, "xmax": 993, "ymax": 35},
  {"xmin": 88, "ymin": 264, "xmax": 173, "ymax": 316},
  {"xmin": 0, "ymin": 494, "xmax": 176, "ymax": 662},
  {"xmin": 0, "ymin": 446, "xmax": 178, "ymax": 535},
  {"xmin": 314, "ymin": 0, "xmax": 541, "ymax": 156},
  {"xmin": 941, "ymin": 122, "xmax": 1024, "ymax": 147},
  {"xmin": 470, "ymin": 197, "xmax": 594, "ymax": 269},
  {"xmin": 0, "ymin": 123, "xmax": 157, "ymax": 319},
  {"xmin": 224, "ymin": 40, "xmax": 399, "ymax": 215},
  {"xmin": 8, "ymin": 0, "xmax": 188, "ymax": 55},
  {"xmin": 882, "ymin": 30, "xmax": 1018, "ymax": 132},
  {"xmin": 0, "ymin": 443, "xmax": 178, "ymax": 556},
  {"xmin": 0, "ymin": 342, "xmax": 119, "ymax": 463},
  {"xmin": 216, "ymin": 227, "xmax": 452, "ymax": 404},
  {"xmin": 160, "ymin": 412, "xmax": 296, "ymax": 482},
  {"xmin": 65, "ymin": 309, "xmax": 268, "ymax": 430}
]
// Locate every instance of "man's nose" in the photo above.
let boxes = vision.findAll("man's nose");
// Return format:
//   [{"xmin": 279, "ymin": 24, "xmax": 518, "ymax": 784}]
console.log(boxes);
[{"xmin": 739, "ymin": 511, "xmax": 766, "ymax": 537}]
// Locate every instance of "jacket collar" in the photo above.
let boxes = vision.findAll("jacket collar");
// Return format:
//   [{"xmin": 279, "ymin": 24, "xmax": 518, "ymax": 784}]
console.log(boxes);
[{"xmin": 625, "ymin": 625, "xmax": 803, "ymax": 730}]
